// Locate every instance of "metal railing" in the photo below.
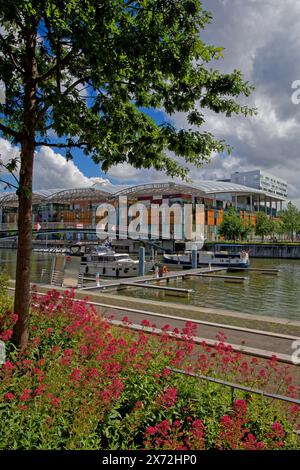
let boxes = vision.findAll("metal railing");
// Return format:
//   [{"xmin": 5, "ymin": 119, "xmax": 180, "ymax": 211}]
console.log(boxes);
[{"xmin": 168, "ymin": 367, "xmax": 300, "ymax": 406}]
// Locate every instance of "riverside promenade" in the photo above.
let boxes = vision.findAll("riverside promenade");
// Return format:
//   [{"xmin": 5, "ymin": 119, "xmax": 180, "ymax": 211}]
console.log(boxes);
[{"xmin": 8, "ymin": 277, "xmax": 300, "ymax": 367}]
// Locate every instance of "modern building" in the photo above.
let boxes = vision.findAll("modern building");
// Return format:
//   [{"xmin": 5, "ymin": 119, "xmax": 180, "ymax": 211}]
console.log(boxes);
[
  {"xmin": 230, "ymin": 170, "xmax": 288, "ymax": 200},
  {"xmin": 0, "ymin": 179, "xmax": 287, "ymax": 242}
]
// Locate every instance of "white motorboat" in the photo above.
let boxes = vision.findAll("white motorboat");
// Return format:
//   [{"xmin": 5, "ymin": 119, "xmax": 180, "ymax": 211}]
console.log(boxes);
[
  {"xmin": 163, "ymin": 250, "xmax": 250, "ymax": 268},
  {"xmin": 80, "ymin": 249, "xmax": 155, "ymax": 278}
]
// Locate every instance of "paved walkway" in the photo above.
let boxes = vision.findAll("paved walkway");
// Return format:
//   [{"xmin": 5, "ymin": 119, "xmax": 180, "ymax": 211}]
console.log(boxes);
[{"xmin": 96, "ymin": 303, "xmax": 299, "ymax": 362}]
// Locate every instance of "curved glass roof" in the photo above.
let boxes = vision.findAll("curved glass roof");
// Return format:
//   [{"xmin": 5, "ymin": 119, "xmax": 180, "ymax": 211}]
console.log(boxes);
[
  {"xmin": 0, "ymin": 179, "xmax": 286, "ymax": 208},
  {"xmin": 47, "ymin": 187, "xmax": 113, "ymax": 203},
  {"xmin": 0, "ymin": 191, "xmax": 53, "ymax": 207},
  {"xmin": 192, "ymin": 180, "xmax": 264, "ymax": 194},
  {"xmin": 113, "ymin": 181, "xmax": 269, "ymax": 198}
]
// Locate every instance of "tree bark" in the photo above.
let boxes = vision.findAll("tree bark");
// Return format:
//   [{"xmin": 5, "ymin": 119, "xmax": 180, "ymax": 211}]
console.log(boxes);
[
  {"xmin": 12, "ymin": 142, "xmax": 34, "ymax": 349},
  {"xmin": 12, "ymin": 23, "xmax": 37, "ymax": 350}
]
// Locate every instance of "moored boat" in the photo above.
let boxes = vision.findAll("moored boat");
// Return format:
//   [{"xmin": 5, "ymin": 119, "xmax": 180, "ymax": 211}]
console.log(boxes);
[
  {"xmin": 163, "ymin": 250, "xmax": 250, "ymax": 268},
  {"xmin": 80, "ymin": 249, "xmax": 155, "ymax": 278}
]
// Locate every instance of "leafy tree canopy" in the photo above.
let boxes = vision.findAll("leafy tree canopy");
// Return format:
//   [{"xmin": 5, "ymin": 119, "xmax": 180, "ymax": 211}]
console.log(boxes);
[
  {"xmin": 219, "ymin": 207, "xmax": 243, "ymax": 241},
  {"xmin": 278, "ymin": 202, "xmax": 300, "ymax": 241},
  {"xmin": 0, "ymin": 0, "xmax": 254, "ymax": 181},
  {"xmin": 255, "ymin": 211, "xmax": 271, "ymax": 241}
]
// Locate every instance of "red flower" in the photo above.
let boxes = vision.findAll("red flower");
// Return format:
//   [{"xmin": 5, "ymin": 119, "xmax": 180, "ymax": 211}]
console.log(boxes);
[
  {"xmin": 100, "ymin": 389, "xmax": 112, "ymax": 404},
  {"xmin": 162, "ymin": 368, "xmax": 171, "ymax": 377},
  {"xmin": 233, "ymin": 399, "xmax": 247, "ymax": 414},
  {"xmin": 146, "ymin": 426, "xmax": 157, "ymax": 436},
  {"xmin": 22, "ymin": 359, "xmax": 32, "ymax": 368},
  {"xmin": 158, "ymin": 387, "xmax": 177, "ymax": 408},
  {"xmin": 1, "ymin": 329, "xmax": 13, "ymax": 341},
  {"xmin": 162, "ymin": 324, "xmax": 171, "ymax": 332},
  {"xmin": 271, "ymin": 422, "xmax": 284, "ymax": 437},
  {"xmin": 18, "ymin": 405, "xmax": 28, "ymax": 410},
  {"xmin": 19, "ymin": 389, "xmax": 32, "ymax": 402},
  {"xmin": 79, "ymin": 345, "xmax": 89, "ymax": 356},
  {"xmin": 220, "ymin": 415, "xmax": 231, "ymax": 427},
  {"xmin": 51, "ymin": 397, "xmax": 61, "ymax": 408},
  {"xmin": 134, "ymin": 401, "xmax": 143, "ymax": 410},
  {"xmin": 4, "ymin": 392, "xmax": 14, "ymax": 401},
  {"xmin": 88, "ymin": 367, "xmax": 99, "ymax": 378},
  {"xmin": 34, "ymin": 385, "xmax": 46, "ymax": 397},
  {"xmin": 173, "ymin": 420, "xmax": 182, "ymax": 428},
  {"xmin": 242, "ymin": 433, "xmax": 264, "ymax": 450},
  {"xmin": 2, "ymin": 361, "xmax": 14, "ymax": 372},
  {"xmin": 191, "ymin": 419, "xmax": 205, "ymax": 440},
  {"xmin": 70, "ymin": 368, "xmax": 81, "ymax": 382}
]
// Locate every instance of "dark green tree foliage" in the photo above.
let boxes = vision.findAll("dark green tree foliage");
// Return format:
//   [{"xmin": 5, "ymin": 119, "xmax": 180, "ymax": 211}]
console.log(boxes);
[
  {"xmin": 279, "ymin": 202, "xmax": 300, "ymax": 241},
  {"xmin": 255, "ymin": 212, "xmax": 271, "ymax": 242},
  {"xmin": 240, "ymin": 218, "xmax": 252, "ymax": 241},
  {"xmin": 0, "ymin": 0, "xmax": 254, "ymax": 348},
  {"xmin": 219, "ymin": 207, "xmax": 243, "ymax": 241}
]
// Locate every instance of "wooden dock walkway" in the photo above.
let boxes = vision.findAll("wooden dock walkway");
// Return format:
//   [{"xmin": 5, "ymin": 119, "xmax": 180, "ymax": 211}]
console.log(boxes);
[{"xmin": 80, "ymin": 266, "xmax": 226, "ymax": 296}]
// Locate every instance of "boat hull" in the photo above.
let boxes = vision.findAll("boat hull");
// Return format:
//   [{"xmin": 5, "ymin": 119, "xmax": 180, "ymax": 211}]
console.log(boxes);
[
  {"xmin": 80, "ymin": 261, "xmax": 154, "ymax": 278},
  {"xmin": 162, "ymin": 257, "xmax": 249, "ymax": 269},
  {"xmin": 163, "ymin": 252, "xmax": 249, "ymax": 269}
]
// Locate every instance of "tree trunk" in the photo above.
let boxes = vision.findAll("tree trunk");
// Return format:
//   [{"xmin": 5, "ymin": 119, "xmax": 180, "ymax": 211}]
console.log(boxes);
[
  {"xmin": 12, "ymin": 23, "xmax": 37, "ymax": 350},
  {"xmin": 12, "ymin": 143, "xmax": 34, "ymax": 349}
]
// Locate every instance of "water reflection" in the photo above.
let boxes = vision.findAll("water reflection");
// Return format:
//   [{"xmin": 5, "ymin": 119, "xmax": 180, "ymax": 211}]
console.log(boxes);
[
  {"xmin": 1, "ymin": 249, "xmax": 300, "ymax": 321},
  {"xmin": 119, "ymin": 258, "xmax": 300, "ymax": 321}
]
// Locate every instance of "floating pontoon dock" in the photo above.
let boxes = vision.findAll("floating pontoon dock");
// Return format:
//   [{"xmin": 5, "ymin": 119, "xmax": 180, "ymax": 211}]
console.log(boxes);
[{"xmin": 80, "ymin": 266, "xmax": 228, "ymax": 297}]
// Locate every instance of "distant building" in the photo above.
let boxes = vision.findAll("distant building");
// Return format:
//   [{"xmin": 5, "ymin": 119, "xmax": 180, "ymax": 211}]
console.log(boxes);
[
  {"xmin": 0, "ymin": 179, "xmax": 287, "ymax": 243},
  {"xmin": 230, "ymin": 170, "xmax": 288, "ymax": 199}
]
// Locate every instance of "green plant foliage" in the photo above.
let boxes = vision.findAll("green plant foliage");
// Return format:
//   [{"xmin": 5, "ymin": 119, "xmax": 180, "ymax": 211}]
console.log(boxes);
[
  {"xmin": 278, "ymin": 202, "xmax": 300, "ymax": 241},
  {"xmin": 219, "ymin": 207, "xmax": 243, "ymax": 241},
  {"xmin": 255, "ymin": 212, "xmax": 272, "ymax": 242},
  {"xmin": 0, "ymin": 271, "xmax": 12, "ymax": 316},
  {"xmin": 0, "ymin": 290, "xmax": 298, "ymax": 450}
]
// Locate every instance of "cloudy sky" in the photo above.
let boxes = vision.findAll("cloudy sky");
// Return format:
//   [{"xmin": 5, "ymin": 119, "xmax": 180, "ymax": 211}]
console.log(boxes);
[{"xmin": 1, "ymin": 0, "xmax": 300, "ymax": 204}]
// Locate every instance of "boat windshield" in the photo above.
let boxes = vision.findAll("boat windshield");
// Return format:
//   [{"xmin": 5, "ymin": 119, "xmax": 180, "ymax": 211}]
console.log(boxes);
[{"xmin": 114, "ymin": 254, "xmax": 131, "ymax": 260}]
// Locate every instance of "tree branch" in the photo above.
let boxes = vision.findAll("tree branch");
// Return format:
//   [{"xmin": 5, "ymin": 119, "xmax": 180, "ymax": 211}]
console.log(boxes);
[
  {"xmin": 0, "ymin": 32, "xmax": 22, "ymax": 72},
  {"xmin": 0, "ymin": 122, "xmax": 21, "ymax": 139},
  {"xmin": 62, "ymin": 77, "xmax": 89, "ymax": 96},
  {"xmin": 36, "ymin": 121, "xmax": 55, "ymax": 132},
  {"xmin": 0, "ymin": 178, "xmax": 19, "ymax": 190},
  {"xmin": 33, "ymin": 77, "xmax": 89, "ymax": 128},
  {"xmin": 37, "ymin": 49, "xmax": 76, "ymax": 83},
  {"xmin": 34, "ymin": 141, "xmax": 88, "ymax": 148}
]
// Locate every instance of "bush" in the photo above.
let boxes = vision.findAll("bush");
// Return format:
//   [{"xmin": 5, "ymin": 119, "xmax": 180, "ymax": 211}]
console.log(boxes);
[
  {"xmin": 0, "ymin": 289, "xmax": 299, "ymax": 450},
  {"xmin": 0, "ymin": 271, "xmax": 12, "ymax": 318}
]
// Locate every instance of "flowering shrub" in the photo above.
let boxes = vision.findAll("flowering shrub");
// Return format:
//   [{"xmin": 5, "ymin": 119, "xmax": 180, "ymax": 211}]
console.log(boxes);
[{"xmin": 0, "ymin": 288, "xmax": 299, "ymax": 449}]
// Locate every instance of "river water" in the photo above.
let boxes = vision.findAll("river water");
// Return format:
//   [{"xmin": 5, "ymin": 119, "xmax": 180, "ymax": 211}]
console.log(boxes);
[
  {"xmin": 120, "ymin": 258, "xmax": 300, "ymax": 321},
  {"xmin": 1, "ymin": 249, "xmax": 300, "ymax": 321}
]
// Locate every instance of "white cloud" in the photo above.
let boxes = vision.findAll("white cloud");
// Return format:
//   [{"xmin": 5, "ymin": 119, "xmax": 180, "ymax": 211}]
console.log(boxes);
[
  {"xmin": 162, "ymin": 0, "xmax": 300, "ymax": 206},
  {"xmin": 107, "ymin": 162, "xmax": 170, "ymax": 184},
  {"xmin": 0, "ymin": 138, "xmax": 107, "ymax": 190},
  {"xmin": 34, "ymin": 146, "xmax": 92, "ymax": 189}
]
